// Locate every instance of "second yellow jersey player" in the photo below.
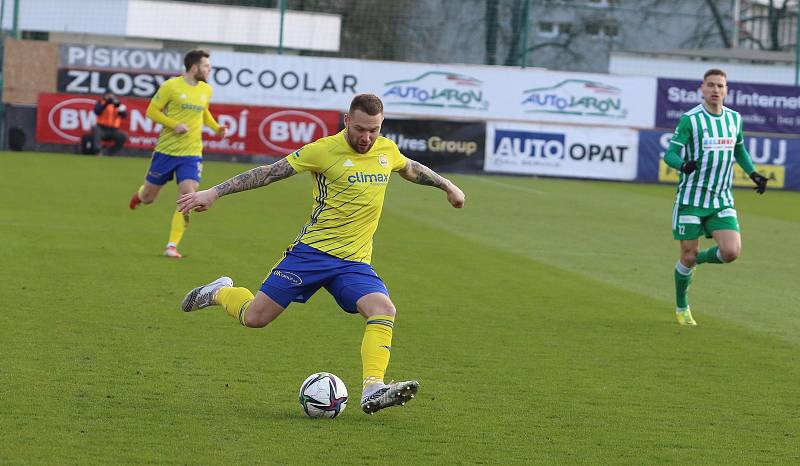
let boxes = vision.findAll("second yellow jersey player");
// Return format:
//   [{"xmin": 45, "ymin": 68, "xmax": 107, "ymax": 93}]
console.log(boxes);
[
  {"xmin": 147, "ymin": 75, "xmax": 219, "ymax": 156},
  {"xmin": 128, "ymin": 49, "xmax": 226, "ymax": 259}
]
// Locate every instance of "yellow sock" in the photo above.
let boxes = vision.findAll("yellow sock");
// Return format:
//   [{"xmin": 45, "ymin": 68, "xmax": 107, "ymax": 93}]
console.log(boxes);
[
  {"xmin": 216, "ymin": 287, "xmax": 254, "ymax": 326},
  {"xmin": 168, "ymin": 209, "xmax": 189, "ymax": 246},
  {"xmin": 361, "ymin": 314, "xmax": 394, "ymax": 388}
]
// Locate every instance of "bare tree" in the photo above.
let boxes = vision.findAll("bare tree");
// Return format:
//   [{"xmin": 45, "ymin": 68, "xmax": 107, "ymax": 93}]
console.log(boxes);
[
  {"xmin": 705, "ymin": 0, "xmax": 732, "ymax": 47},
  {"xmin": 288, "ymin": 0, "xmax": 418, "ymax": 60},
  {"xmin": 737, "ymin": 0, "xmax": 796, "ymax": 50},
  {"xmin": 284, "ymin": 0, "xmax": 788, "ymax": 72},
  {"xmin": 513, "ymin": 0, "xmax": 735, "ymax": 72}
]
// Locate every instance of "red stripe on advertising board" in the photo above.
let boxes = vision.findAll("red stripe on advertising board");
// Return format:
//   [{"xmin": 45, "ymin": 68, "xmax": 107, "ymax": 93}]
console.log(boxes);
[{"xmin": 35, "ymin": 93, "xmax": 342, "ymax": 156}]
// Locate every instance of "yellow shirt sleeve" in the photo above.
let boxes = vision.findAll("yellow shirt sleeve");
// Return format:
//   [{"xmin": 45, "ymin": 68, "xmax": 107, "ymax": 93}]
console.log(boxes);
[
  {"xmin": 146, "ymin": 80, "xmax": 178, "ymax": 129},
  {"xmin": 285, "ymin": 139, "xmax": 325, "ymax": 174},
  {"xmin": 392, "ymin": 146, "xmax": 408, "ymax": 171},
  {"xmin": 203, "ymin": 107, "xmax": 220, "ymax": 133}
]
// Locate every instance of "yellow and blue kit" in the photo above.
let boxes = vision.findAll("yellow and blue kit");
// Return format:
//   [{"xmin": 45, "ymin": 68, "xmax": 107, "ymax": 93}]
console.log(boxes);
[
  {"xmin": 144, "ymin": 77, "xmax": 220, "ymax": 185},
  {"xmin": 147, "ymin": 76, "xmax": 220, "ymax": 156},
  {"xmin": 259, "ymin": 130, "xmax": 408, "ymax": 312}
]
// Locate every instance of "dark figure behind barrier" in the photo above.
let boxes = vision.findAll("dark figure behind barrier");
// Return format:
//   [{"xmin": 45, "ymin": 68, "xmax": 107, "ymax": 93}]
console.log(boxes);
[{"xmin": 88, "ymin": 92, "xmax": 128, "ymax": 155}]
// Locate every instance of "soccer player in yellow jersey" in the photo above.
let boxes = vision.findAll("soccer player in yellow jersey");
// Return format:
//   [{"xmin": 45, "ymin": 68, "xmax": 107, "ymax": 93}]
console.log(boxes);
[
  {"xmin": 128, "ymin": 49, "xmax": 227, "ymax": 258},
  {"xmin": 177, "ymin": 94, "xmax": 466, "ymax": 415}
]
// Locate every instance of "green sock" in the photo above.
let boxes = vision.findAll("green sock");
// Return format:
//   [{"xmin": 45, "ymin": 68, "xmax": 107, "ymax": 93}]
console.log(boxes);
[
  {"xmin": 697, "ymin": 246, "xmax": 724, "ymax": 264},
  {"xmin": 674, "ymin": 264, "xmax": 694, "ymax": 309}
]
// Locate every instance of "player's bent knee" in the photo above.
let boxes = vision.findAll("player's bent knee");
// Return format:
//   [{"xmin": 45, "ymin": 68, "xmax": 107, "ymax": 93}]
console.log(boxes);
[
  {"xmin": 244, "ymin": 314, "xmax": 269, "ymax": 328},
  {"xmin": 375, "ymin": 303, "xmax": 396, "ymax": 317},
  {"xmin": 357, "ymin": 292, "xmax": 396, "ymax": 317},
  {"xmin": 140, "ymin": 187, "xmax": 160, "ymax": 204},
  {"xmin": 378, "ymin": 298, "xmax": 397, "ymax": 316},
  {"xmin": 244, "ymin": 295, "xmax": 284, "ymax": 328},
  {"xmin": 721, "ymin": 248, "xmax": 739, "ymax": 263},
  {"xmin": 680, "ymin": 251, "xmax": 698, "ymax": 267},
  {"xmin": 244, "ymin": 308, "xmax": 273, "ymax": 328}
]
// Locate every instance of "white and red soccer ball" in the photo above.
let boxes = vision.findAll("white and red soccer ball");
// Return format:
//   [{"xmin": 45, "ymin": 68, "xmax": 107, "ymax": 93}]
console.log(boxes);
[{"xmin": 298, "ymin": 372, "xmax": 348, "ymax": 419}]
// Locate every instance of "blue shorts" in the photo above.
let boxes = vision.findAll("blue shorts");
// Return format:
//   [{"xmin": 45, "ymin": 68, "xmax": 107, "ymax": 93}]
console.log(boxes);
[
  {"xmin": 146, "ymin": 152, "xmax": 203, "ymax": 185},
  {"xmin": 260, "ymin": 243, "xmax": 389, "ymax": 313}
]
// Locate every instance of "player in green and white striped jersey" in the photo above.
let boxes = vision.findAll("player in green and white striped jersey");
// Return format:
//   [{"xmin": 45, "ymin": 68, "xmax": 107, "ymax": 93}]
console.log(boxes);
[{"xmin": 662, "ymin": 68, "xmax": 768, "ymax": 326}]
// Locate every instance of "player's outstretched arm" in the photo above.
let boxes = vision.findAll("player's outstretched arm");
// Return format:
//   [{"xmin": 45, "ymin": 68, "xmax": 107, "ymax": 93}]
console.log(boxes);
[
  {"xmin": 178, "ymin": 158, "xmax": 297, "ymax": 213},
  {"xmin": 398, "ymin": 158, "xmax": 465, "ymax": 208}
]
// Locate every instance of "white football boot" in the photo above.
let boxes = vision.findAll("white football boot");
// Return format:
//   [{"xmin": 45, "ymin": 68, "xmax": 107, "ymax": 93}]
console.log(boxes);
[
  {"xmin": 181, "ymin": 276, "xmax": 233, "ymax": 312},
  {"xmin": 360, "ymin": 380, "xmax": 419, "ymax": 415}
]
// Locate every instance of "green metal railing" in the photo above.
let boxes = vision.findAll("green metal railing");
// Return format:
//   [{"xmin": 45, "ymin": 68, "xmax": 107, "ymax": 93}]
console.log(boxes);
[
  {"xmin": 796, "ymin": 3, "xmax": 800, "ymax": 85},
  {"xmin": 277, "ymin": 0, "xmax": 286, "ymax": 54}
]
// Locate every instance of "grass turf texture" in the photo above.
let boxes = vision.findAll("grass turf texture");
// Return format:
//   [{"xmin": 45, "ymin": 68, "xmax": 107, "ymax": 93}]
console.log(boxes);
[{"xmin": 1, "ymin": 151, "xmax": 798, "ymax": 465}]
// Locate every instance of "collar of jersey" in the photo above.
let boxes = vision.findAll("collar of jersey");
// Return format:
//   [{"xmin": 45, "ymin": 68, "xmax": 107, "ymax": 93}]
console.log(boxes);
[{"xmin": 701, "ymin": 104, "xmax": 724, "ymax": 118}]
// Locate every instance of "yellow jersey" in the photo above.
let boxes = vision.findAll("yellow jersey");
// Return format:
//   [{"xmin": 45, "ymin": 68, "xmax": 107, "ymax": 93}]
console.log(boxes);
[
  {"xmin": 286, "ymin": 131, "xmax": 408, "ymax": 264},
  {"xmin": 147, "ymin": 76, "xmax": 219, "ymax": 156}
]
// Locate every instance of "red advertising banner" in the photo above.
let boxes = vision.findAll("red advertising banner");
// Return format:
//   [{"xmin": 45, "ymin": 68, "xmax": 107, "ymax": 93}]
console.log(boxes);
[{"xmin": 35, "ymin": 93, "xmax": 342, "ymax": 156}]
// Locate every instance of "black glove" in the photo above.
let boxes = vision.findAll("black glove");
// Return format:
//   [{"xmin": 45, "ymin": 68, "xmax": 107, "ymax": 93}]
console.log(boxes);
[
  {"xmin": 750, "ymin": 172, "xmax": 768, "ymax": 194},
  {"xmin": 680, "ymin": 160, "xmax": 697, "ymax": 174},
  {"xmin": 112, "ymin": 98, "xmax": 120, "ymax": 107}
]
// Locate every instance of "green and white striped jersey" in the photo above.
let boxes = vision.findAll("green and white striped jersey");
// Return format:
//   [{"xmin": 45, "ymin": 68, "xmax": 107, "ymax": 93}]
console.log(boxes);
[{"xmin": 668, "ymin": 104, "xmax": 749, "ymax": 209}]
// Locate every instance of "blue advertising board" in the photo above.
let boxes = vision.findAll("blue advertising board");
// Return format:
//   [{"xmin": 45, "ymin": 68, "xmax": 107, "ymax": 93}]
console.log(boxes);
[{"xmin": 638, "ymin": 130, "xmax": 800, "ymax": 191}]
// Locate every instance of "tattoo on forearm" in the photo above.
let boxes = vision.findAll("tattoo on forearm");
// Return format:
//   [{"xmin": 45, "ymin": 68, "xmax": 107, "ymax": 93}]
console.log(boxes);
[
  {"xmin": 410, "ymin": 161, "xmax": 448, "ymax": 189},
  {"xmin": 214, "ymin": 158, "xmax": 296, "ymax": 196}
]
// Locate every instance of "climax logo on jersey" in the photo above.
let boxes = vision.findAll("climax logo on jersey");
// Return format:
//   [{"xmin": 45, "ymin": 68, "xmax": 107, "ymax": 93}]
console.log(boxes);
[
  {"xmin": 258, "ymin": 110, "xmax": 330, "ymax": 154},
  {"xmin": 348, "ymin": 172, "xmax": 389, "ymax": 184}
]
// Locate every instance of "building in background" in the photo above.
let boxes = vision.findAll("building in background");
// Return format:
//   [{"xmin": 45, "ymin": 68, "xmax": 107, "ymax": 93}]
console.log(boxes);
[
  {"xmin": 737, "ymin": 0, "xmax": 798, "ymax": 51},
  {"xmin": 1, "ymin": 0, "xmax": 798, "ymax": 76},
  {"xmin": 0, "ymin": 0, "xmax": 340, "ymax": 54}
]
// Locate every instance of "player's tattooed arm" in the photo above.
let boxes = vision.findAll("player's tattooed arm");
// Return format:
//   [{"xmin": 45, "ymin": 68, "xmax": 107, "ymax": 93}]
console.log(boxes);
[
  {"xmin": 214, "ymin": 158, "xmax": 296, "ymax": 197},
  {"xmin": 398, "ymin": 158, "xmax": 466, "ymax": 208},
  {"xmin": 177, "ymin": 158, "xmax": 297, "ymax": 213},
  {"xmin": 398, "ymin": 159, "xmax": 450, "ymax": 189}
]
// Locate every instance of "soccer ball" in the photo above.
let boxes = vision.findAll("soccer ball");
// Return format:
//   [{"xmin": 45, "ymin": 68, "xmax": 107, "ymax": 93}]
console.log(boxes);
[{"xmin": 298, "ymin": 372, "xmax": 348, "ymax": 418}]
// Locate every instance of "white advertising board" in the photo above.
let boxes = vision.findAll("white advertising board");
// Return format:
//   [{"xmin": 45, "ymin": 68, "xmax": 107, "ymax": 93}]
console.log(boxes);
[
  {"xmin": 209, "ymin": 51, "xmax": 657, "ymax": 128},
  {"xmin": 484, "ymin": 122, "xmax": 640, "ymax": 181}
]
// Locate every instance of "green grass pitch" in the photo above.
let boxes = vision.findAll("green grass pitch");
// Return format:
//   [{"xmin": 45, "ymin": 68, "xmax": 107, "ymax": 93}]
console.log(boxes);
[{"xmin": 1, "ymin": 151, "xmax": 798, "ymax": 464}]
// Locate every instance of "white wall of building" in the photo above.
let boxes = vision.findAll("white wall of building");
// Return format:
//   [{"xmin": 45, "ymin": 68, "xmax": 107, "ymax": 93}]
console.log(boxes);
[
  {"xmin": 2, "ymin": 0, "xmax": 340, "ymax": 52},
  {"xmin": 126, "ymin": 0, "xmax": 340, "ymax": 51},
  {"xmin": 15, "ymin": 0, "xmax": 129, "ymax": 36}
]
